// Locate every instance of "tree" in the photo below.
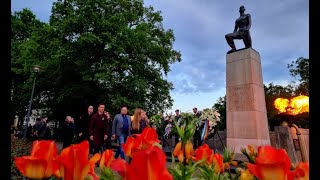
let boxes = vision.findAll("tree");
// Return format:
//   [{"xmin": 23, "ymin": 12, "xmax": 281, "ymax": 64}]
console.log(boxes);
[
  {"xmin": 287, "ymin": 57, "xmax": 309, "ymax": 95},
  {"xmin": 11, "ymin": 9, "xmax": 47, "ymax": 125},
  {"xmin": 264, "ymin": 83, "xmax": 296, "ymax": 130},
  {"xmin": 11, "ymin": 0, "xmax": 181, "ymax": 125},
  {"xmin": 212, "ymin": 96, "xmax": 226, "ymax": 130}
]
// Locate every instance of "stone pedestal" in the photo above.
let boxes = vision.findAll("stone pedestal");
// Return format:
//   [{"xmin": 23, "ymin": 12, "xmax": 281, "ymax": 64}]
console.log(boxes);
[{"xmin": 226, "ymin": 48, "xmax": 270, "ymax": 158}]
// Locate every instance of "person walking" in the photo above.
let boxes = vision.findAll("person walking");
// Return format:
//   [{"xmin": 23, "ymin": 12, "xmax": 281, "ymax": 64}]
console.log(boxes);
[
  {"xmin": 90, "ymin": 103, "xmax": 110, "ymax": 154},
  {"xmin": 112, "ymin": 105, "xmax": 131, "ymax": 159}
]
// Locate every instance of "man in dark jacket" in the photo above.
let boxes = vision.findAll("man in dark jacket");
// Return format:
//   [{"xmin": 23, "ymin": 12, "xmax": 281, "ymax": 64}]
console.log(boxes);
[
  {"xmin": 112, "ymin": 106, "xmax": 131, "ymax": 159},
  {"xmin": 35, "ymin": 117, "xmax": 48, "ymax": 140},
  {"xmin": 193, "ymin": 107, "xmax": 203, "ymax": 148}
]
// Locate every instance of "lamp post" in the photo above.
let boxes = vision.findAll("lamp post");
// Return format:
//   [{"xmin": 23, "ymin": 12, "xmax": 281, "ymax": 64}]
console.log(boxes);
[{"xmin": 23, "ymin": 65, "xmax": 41, "ymax": 138}]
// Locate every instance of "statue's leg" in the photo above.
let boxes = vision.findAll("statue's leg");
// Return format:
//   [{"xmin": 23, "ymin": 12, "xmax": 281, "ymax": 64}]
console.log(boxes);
[
  {"xmin": 225, "ymin": 33, "xmax": 237, "ymax": 50},
  {"xmin": 243, "ymin": 31, "xmax": 252, "ymax": 48}
]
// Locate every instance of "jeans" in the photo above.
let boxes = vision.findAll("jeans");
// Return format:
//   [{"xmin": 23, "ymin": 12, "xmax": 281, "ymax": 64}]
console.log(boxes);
[{"xmin": 115, "ymin": 133, "xmax": 127, "ymax": 159}]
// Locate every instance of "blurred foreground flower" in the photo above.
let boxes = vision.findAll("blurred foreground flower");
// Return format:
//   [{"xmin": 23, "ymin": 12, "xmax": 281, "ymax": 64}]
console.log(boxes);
[
  {"xmin": 56, "ymin": 141, "xmax": 101, "ymax": 180},
  {"xmin": 247, "ymin": 146, "xmax": 293, "ymax": 180},
  {"xmin": 112, "ymin": 145, "xmax": 173, "ymax": 180},
  {"xmin": 123, "ymin": 127, "xmax": 161, "ymax": 158},
  {"xmin": 14, "ymin": 140, "xmax": 59, "ymax": 179}
]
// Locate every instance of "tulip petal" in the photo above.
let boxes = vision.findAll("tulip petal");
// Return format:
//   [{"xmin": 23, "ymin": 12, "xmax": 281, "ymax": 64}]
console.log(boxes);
[
  {"xmin": 15, "ymin": 156, "xmax": 48, "ymax": 179},
  {"xmin": 184, "ymin": 141, "xmax": 194, "ymax": 162},
  {"xmin": 212, "ymin": 153, "xmax": 224, "ymax": 173},
  {"xmin": 195, "ymin": 144, "xmax": 213, "ymax": 164},
  {"xmin": 110, "ymin": 158, "xmax": 129, "ymax": 179},
  {"xmin": 247, "ymin": 146, "xmax": 292, "ymax": 180},
  {"xmin": 99, "ymin": 150, "xmax": 113, "ymax": 169},
  {"xmin": 123, "ymin": 136, "xmax": 136, "ymax": 157},
  {"xmin": 294, "ymin": 162, "xmax": 309, "ymax": 180},
  {"xmin": 128, "ymin": 146, "xmax": 172, "ymax": 180}
]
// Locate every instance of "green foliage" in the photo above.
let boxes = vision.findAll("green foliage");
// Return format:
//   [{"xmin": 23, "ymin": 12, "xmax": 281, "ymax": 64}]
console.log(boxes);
[
  {"xmin": 168, "ymin": 160, "xmax": 201, "ymax": 180},
  {"xmin": 222, "ymin": 148, "xmax": 235, "ymax": 163},
  {"xmin": 197, "ymin": 165, "xmax": 232, "ymax": 180},
  {"xmin": 212, "ymin": 96, "xmax": 226, "ymax": 130},
  {"xmin": 240, "ymin": 148, "xmax": 256, "ymax": 164},
  {"xmin": 99, "ymin": 167, "xmax": 118, "ymax": 180},
  {"xmin": 174, "ymin": 113, "xmax": 197, "ymax": 143},
  {"xmin": 287, "ymin": 57, "xmax": 309, "ymax": 95},
  {"xmin": 264, "ymin": 83, "xmax": 296, "ymax": 129},
  {"xmin": 11, "ymin": 0, "xmax": 181, "ymax": 122}
]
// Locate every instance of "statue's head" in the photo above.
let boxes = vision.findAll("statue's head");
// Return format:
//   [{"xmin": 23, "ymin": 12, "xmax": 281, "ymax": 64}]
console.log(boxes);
[{"xmin": 239, "ymin": 6, "xmax": 246, "ymax": 13}]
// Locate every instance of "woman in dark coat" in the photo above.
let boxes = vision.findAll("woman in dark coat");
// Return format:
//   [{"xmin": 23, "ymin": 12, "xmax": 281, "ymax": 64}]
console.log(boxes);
[{"xmin": 90, "ymin": 104, "xmax": 110, "ymax": 154}]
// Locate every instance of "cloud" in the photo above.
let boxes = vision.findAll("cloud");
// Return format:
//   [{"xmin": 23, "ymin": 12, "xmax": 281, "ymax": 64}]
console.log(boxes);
[
  {"xmin": 12, "ymin": 0, "xmax": 309, "ymax": 111},
  {"xmin": 145, "ymin": 0, "xmax": 308, "ymax": 96}
]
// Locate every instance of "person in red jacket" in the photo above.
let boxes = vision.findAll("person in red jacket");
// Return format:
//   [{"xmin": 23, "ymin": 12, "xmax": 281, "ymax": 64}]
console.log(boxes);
[{"xmin": 89, "ymin": 103, "xmax": 110, "ymax": 154}]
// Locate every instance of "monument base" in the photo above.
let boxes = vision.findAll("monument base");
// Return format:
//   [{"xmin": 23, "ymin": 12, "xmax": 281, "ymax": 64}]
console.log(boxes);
[
  {"xmin": 227, "ymin": 138, "xmax": 270, "ymax": 153},
  {"xmin": 226, "ymin": 48, "xmax": 271, "ymax": 159}
]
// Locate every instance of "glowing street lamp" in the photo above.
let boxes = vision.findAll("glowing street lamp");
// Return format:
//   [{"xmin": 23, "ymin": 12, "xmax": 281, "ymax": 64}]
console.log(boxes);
[{"xmin": 23, "ymin": 65, "xmax": 41, "ymax": 138}]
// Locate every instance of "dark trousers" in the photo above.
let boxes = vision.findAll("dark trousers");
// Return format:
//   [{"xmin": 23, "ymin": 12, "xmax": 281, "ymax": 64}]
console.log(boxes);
[
  {"xmin": 193, "ymin": 130, "xmax": 202, "ymax": 149},
  {"xmin": 105, "ymin": 135, "xmax": 112, "ymax": 149},
  {"xmin": 93, "ymin": 144, "xmax": 105, "ymax": 154},
  {"xmin": 63, "ymin": 137, "xmax": 73, "ymax": 149}
]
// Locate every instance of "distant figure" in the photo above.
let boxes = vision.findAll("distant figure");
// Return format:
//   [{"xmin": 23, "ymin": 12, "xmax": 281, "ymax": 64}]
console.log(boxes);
[
  {"xmin": 225, "ymin": 6, "xmax": 252, "ymax": 54},
  {"xmin": 139, "ymin": 110, "xmax": 149, "ymax": 132},
  {"xmin": 193, "ymin": 107, "xmax": 203, "ymax": 148},
  {"xmin": 34, "ymin": 117, "xmax": 48, "ymax": 140},
  {"xmin": 77, "ymin": 105, "xmax": 94, "ymax": 143},
  {"xmin": 62, "ymin": 116, "xmax": 76, "ymax": 148},
  {"xmin": 104, "ymin": 111, "xmax": 113, "ymax": 149}
]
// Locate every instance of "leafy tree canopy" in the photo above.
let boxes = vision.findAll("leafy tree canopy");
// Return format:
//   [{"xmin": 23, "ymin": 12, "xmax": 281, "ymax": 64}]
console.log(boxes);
[
  {"xmin": 287, "ymin": 57, "xmax": 309, "ymax": 95},
  {"xmin": 11, "ymin": 0, "xmax": 181, "ymax": 124}
]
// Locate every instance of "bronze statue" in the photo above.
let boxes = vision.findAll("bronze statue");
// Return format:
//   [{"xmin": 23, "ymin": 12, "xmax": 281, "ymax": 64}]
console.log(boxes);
[{"xmin": 225, "ymin": 6, "xmax": 252, "ymax": 54}]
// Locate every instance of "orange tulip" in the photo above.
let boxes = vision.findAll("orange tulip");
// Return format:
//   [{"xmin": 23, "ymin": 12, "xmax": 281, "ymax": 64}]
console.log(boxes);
[
  {"xmin": 56, "ymin": 141, "xmax": 101, "ymax": 180},
  {"xmin": 110, "ymin": 158, "xmax": 129, "ymax": 180},
  {"xmin": 211, "ymin": 153, "xmax": 224, "ymax": 173},
  {"xmin": 112, "ymin": 146, "xmax": 173, "ymax": 180},
  {"xmin": 139, "ymin": 127, "xmax": 161, "ymax": 145},
  {"xmin": 88, "ymin": 153, "xmax": 102, "ymax": 180},
  {"xmin": 122, "ymin": 127, "xmax": 161, "ymax": 157},
  {"xmin": 99, "ymin": 149, "xmax": 115, "ymax": 169},
  {"xmin": 129, "ymin": 146, "xmax": 172, "ymax": 180},
  {"xmin": 122, "ymin": 136, "xmax": 136, "ymax": 157},
  {"xmin": 194, "ymin": 144, "xmax": 213, "ymax": 165},
  {"xmin": 172, "ymin": 141, "xmax": 194, "ymax": 163},
  {"xmin": 247, "ymin": 146, "xmax": 293, "ymax": 180},
  {"xmin": 294, "ymin": 162, "xmax": 309, "ymax": 180},
  {"xmin": 15, "ymin": 140, "xmax": 59, "ymax": 179}
]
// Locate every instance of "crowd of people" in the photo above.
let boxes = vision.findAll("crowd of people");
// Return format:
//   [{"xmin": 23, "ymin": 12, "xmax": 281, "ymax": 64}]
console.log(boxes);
[
  {"xmin": 61, "ymin": 104, "xmax": 205, "ymax": 160},
  {"xmin": 11, "ymin": 117, "xmax": 54, "ymax": 140},
  {"xmin": 12, "ymin": 103, "xmax": 205, "ymax": 161}
]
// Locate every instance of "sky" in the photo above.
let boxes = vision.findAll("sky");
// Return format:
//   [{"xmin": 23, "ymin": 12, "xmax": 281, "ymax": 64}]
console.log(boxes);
[{"xmin": 11, "ymin": 0, "xmax": 309, "ymax": 114}]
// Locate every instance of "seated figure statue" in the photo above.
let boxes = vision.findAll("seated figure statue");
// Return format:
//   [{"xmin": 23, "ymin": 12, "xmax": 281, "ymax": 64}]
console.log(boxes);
[{"xmin": 225, "ymin": 6, "xmax": 252, "ymax": 54}]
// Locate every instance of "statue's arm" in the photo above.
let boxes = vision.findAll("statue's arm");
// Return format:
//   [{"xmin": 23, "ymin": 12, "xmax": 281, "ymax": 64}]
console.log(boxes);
[
  {"xmin": 246, "ymin": 14, "xmax": 251, "ymax": 31},
  {"xmin": 233, "ymin": 21, "xmax": 238, "ymax": 33}
]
